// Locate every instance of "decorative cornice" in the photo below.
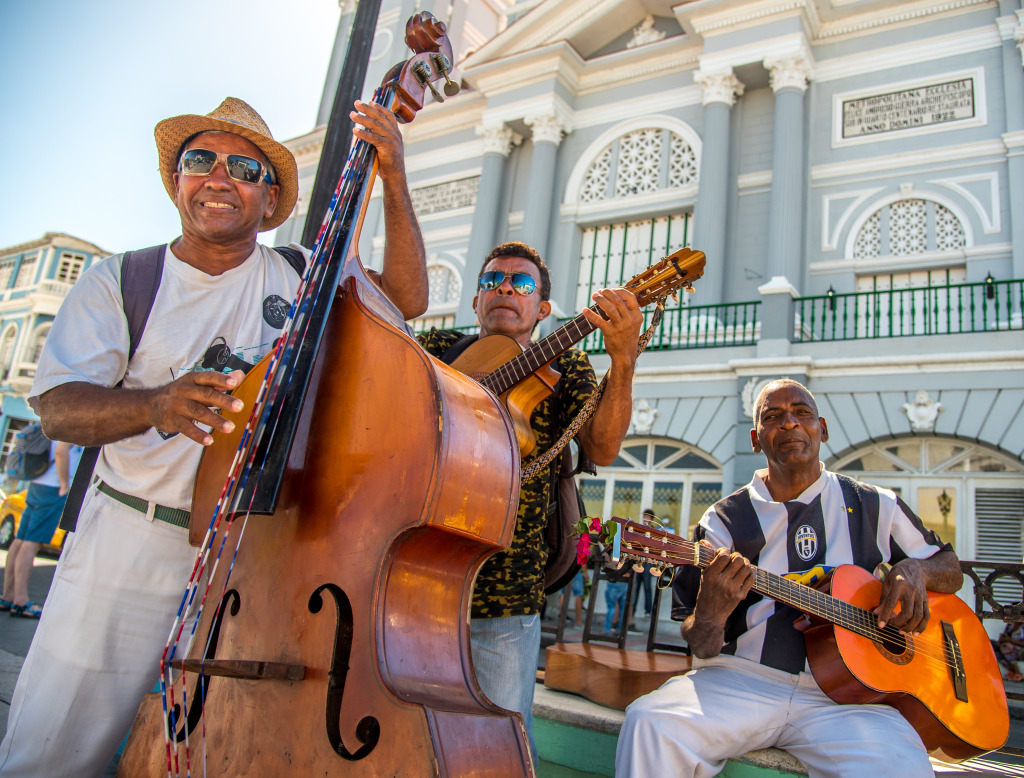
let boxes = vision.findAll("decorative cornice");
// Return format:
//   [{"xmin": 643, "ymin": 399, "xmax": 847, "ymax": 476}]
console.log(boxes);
[
  {"xmin": 764, "ymin": 54, "xmax": 811, "ymax": 92},
  {"xmin": 816, "ymin": 0, "xmax": 992, "ymax": 40},
  {"xmin": 525, "ymin": 112, "xmax": 569, "ymax": 145},
  {"xmin": 476, "ymin": 124, "xmax": 522, "ymax": 156},
  {"xmin": 689, "ymin": 0, "xmax": 805, "ymax": 36},
  {"xmin": 693, "ymin": 69, "xmax": 745, "ymax": 106}
]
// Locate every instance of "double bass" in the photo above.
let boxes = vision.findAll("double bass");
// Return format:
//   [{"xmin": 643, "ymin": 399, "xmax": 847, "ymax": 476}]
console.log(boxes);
[{"xmin": 117, "ymin": 14, "xmax": 535, "ymax": 777}]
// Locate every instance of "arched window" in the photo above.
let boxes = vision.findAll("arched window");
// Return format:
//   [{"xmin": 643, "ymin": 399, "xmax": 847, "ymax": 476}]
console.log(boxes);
[
  {"xmin": 0, "ymin": 325, "xmax": 16, "ymax": 372},
  {"xmin": 413, "ymin": 260, "xmax": 463, "ymax": 332},
  {"xmin": 579, "ymin": 128, "xmax": 698, "ymax": 203},
  {"xmin": 427, "ymin": 262, "xmax": 461, "ymax": 308},
  {"xmin": 579, "ymin": 438, "xmax": 722, "ymax": 537},
  {"xmin": 28, "ymin": 325, "xmax": 50, "ymax": 364},
  {"xmin": 852, "ymin": 198, "xmax": 967, "ymax": 259}
]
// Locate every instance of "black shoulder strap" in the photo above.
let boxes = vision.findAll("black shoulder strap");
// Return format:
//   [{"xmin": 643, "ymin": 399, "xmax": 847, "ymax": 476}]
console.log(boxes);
[
  {"xmin": 274, "ymin": 245, "xmax": 306, "ymax": 278},
  {"xmin": 121, "ymin": 244, "xmax": 167, "ymax": 360}
]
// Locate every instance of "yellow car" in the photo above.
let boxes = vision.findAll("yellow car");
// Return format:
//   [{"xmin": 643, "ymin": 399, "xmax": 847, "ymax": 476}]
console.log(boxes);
[{"xmin": 0, "ymin": 490, "xmax": 66, "ymax": 555}]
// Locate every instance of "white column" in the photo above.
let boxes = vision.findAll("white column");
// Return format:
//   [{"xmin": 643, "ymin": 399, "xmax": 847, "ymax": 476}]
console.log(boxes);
[
  {"xmin": 521, "ymin": 112, "xmax": 569, "ymax": 260},
  {"xmin": 692, "ymin": 69, "xmax": 744, "ymax": 305},
  {"xmin": 456, "ymin": 123, "xmax": 522, "ymax": 326},
  {"xmin": 763, "ymin": 54, "xmax": 811, "ymax": 291}
]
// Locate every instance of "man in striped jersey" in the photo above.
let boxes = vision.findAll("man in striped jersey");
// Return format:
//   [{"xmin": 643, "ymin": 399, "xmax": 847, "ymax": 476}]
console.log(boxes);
[{"xmin": 616, "ymin": 379, "xmax": 962, "ymax": 777}]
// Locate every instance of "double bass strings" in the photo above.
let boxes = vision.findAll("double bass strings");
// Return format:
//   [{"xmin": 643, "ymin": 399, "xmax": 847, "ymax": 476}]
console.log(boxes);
[{"xmin": 157, "ymin": 87, "xmax": 393, "ymax": 778}]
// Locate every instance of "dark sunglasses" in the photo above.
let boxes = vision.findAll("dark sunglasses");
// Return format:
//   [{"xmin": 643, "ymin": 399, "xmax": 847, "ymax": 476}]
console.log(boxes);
[
  {"xmin": 178, "ymin": 148, "xmax": 274, "ymax": 186},
  {"xmin": 478, "ymin": 271, "xmax": 536, "ymax": 295}
]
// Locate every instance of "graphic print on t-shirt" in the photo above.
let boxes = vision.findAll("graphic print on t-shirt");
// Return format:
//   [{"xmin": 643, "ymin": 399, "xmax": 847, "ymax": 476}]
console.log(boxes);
[
  {"xmin": 263, "ymin": 294, "xmax": 290, "ymax": 328},
  {"xmin": 201, "ymin": 337, "xmax": 255, "ymax": 374}
]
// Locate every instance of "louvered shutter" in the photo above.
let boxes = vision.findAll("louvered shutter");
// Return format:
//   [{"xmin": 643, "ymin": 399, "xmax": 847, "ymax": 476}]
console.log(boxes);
[{"xmin": 975, "ymin": 488, "xmax": 1024, "ymax": 604}]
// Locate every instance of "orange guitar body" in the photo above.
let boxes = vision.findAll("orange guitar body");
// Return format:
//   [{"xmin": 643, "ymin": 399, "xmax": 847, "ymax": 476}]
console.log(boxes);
[
  {"xmin": 449, "ymin": 334, "xmax": 559, "ymax": 457},
  {"xmin": 797, "ymin": 564, "xmax": 1008, "ymax": 762}
]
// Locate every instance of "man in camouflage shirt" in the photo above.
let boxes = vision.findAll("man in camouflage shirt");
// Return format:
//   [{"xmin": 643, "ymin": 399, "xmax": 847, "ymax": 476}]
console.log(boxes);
[{"xmin": 418, "ymin": 241, "xmax": 642, "ymax": 763}]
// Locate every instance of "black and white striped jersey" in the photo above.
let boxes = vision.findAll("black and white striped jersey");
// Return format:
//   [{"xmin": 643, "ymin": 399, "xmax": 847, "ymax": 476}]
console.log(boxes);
[{"xmin": 671, "ymin": 466, "xmax": 950, "ymax": 674}]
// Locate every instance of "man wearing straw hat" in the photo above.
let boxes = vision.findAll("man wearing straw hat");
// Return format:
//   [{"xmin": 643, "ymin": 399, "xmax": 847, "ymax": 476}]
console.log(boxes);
[{"xmin": 0, "ymin": 96, "xmax": 427, "ymax": 778}]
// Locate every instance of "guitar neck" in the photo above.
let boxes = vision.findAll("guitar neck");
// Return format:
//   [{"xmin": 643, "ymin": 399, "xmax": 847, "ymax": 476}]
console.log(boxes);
[
  {"xmin": 480, "ymin": 310, "xmax": 597, "ymax": 395},
  {"xmin": 680, "ymin": 540, "xmax": 881, "ymax": 641}
]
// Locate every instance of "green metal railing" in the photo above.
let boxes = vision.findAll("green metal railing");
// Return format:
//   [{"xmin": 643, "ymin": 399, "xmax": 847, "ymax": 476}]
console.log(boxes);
[
  {"xmin": 567, "ymin": 300, "xmax": 761, "ymax": 354},
  {"xmin": 795, "ymin": 278, "xmax": 1024, "ymax": 342}
]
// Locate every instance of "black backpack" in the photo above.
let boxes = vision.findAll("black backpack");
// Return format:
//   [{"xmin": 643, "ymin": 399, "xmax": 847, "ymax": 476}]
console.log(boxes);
[
  {"xmin": 4, "ymin": 422, "xmax": 52, "ymax": 481},
  {"xmin": 58, "ymin": 244, "xmax": 305, "ymax": 532}
]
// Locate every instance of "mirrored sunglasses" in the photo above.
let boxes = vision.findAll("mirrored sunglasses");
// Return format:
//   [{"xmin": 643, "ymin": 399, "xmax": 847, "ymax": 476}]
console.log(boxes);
[
  {"xmin": 178, "ymin": 148, "xmax": 274, "ymax": 186},
  {"xmin": 478, "ymin": 271, "xmax": 536, "ymax": 296}
]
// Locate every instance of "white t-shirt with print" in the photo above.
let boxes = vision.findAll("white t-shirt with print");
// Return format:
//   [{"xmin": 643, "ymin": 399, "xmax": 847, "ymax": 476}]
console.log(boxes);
[{"xmin": 30, "ymin": 243, "xmax": 304, "ymax": 510}]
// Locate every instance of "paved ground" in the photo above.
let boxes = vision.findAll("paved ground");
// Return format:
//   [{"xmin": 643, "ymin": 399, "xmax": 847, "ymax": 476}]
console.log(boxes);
[{"xmin": 2, "ymin": 548, "xmax": 1024, "ymax": 777}]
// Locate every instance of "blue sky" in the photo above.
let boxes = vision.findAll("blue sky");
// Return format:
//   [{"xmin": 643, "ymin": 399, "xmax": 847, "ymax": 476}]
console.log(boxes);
[{"xmin": 0, "ymin": 0, "xmax": 342, "ymax": 254}]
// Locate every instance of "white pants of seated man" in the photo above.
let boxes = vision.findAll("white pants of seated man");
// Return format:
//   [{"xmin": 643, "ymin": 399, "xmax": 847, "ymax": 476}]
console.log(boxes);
[
  {"xmin": 616, "ymin": 654, "xmax": 933, "ymax": 778},
  {"xmin": 0, "ymin": 488, "xmax": 197, "ymax": 778}
]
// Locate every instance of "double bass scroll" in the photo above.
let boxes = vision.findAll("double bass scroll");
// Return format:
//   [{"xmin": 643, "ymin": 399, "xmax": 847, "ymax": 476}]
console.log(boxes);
[{"xmin": 117, "ymin": 13, "xmax": 535, "ymax": 778}]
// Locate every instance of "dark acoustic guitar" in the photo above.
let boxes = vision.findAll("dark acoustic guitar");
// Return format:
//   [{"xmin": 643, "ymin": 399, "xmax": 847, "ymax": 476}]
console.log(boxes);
[
  {"xmin": 449, "ymin": 247, "xmax": 706, "ymax": 456},
  {"xmin": 605, "ymin": 516, "xmax": 1009, "ymax": 763}
]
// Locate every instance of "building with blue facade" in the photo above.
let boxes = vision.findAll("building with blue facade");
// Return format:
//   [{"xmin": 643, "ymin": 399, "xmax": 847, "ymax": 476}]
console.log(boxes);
[
  {"xmin": 0, "ymin": 232, "xmax": 107, "ymax": 449},
  {"xmin": 281, "ymin": 0, "xmax": 1024, "ymax": 573}
]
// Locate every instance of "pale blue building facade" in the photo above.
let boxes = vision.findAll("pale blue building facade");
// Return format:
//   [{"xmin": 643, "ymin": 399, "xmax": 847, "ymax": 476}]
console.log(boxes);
[
  {"xmin": 0, "ymin": 232, "xmax": 107, "ymax": 451},
  {"xmin": 281, "ymin": 0, "xmax": 1024, "ymax": 569}
]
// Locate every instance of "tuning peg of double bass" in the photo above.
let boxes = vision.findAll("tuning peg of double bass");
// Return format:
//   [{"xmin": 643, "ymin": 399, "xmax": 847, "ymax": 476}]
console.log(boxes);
[
  {"xmin": 412, "ymin": 61, "xmax": 445, "ymax": 103},
  {"xmin": 431, "ymin": 53, "xmax": 461, "ymax": 97}
]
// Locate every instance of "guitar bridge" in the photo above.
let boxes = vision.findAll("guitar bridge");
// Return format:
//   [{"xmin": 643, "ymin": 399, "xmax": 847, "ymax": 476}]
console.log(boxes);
[{"xmin": 941, "ymin": 620, "xmax": 968, "ymax": 703}]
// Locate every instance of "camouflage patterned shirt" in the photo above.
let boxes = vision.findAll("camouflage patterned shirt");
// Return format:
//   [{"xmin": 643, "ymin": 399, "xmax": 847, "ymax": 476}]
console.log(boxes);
[{"xmin": 418, "ymin": 328, "xmax": 598, "ymax": 618}]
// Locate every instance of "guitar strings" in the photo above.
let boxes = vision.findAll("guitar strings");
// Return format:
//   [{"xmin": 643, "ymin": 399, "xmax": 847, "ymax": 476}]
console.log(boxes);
[{"xmin": 617, "ymin": 524, "xmax": 964, "ymax": 673}]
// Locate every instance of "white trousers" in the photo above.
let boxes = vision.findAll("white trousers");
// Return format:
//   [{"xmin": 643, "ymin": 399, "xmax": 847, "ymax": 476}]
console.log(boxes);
[
  {"xmin": 0, "ymin": 487, "xmax": 197, "ymax": 778},
  {"xmin": 616, "ymin": 653, "xmax": 934, "ymax": 778}
]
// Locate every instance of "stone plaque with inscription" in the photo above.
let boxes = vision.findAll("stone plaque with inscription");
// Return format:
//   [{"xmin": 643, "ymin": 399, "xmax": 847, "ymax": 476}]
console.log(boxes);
[{"xmin": 842, "ymin": 78, "xmax": 975, "ymax": 139}]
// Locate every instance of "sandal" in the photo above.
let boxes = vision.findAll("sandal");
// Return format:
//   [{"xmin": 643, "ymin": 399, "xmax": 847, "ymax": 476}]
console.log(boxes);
[
  {"xmin": 0, "ymin": 598, "xmax": 12, "ymax": 612},
  {"xmin": 10, "ymin": 601, "xmax": 42, "ymax": 619}
]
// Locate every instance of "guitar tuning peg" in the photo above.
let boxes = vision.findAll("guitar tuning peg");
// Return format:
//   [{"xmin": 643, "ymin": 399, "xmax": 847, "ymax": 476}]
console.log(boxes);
[
  {"xmin": 685, "ymin": 284, "xmax": 695, "ymax": 294},
  {"xmin": 670, "ymin": 291, "xmax": 679, "ymax": 303},
  {"xmin": 632, "ymin": 562, "xmax": 645, "ymax": 573},
  {"xmin": 431, "ymin": 53, "xmax": 461, "ymax": 97}
]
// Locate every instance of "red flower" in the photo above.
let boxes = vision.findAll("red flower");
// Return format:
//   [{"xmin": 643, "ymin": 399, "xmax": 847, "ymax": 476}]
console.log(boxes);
[
  {"xmin": 576, "ymin": 533, "xmax": 591, "ymax": 565},
  {"xmin": 588, "ymin": 517, "xmax": 601, "ymax": 532}
]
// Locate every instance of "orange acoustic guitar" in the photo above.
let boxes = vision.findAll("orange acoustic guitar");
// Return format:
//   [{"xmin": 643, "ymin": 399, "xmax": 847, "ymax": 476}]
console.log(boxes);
[
  {"xmin": 605, "ymin": 516, "xmax": 1008, "ymax": 763},
  {"xmin": 448, "ymin": 248, "xmax": 705, "ymax": 456}
]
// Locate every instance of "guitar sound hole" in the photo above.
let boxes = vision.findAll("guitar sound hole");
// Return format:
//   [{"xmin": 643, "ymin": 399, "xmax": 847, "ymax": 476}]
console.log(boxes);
[{"xmin": 874, "ymin": 628, "xmax": 913, "ymax": 665}]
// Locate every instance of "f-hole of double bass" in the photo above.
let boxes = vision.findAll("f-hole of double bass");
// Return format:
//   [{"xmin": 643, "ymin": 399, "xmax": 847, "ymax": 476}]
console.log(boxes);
[
  {"xmin": 308, "ymin": 582, "xmax": 381, "ymax": 761},
  {"xmin": 168, "ymin": 588, "xmax": 240, "ymax": 742}
]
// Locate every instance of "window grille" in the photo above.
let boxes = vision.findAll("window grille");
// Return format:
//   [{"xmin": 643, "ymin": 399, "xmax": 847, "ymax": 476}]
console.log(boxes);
[
  {"xmin": 853, "ymin": 199, "xmax": 966, "ymax": 259},
  {"xmin": 30, "ymin": 326, "xmax": 49, "ymax": 363},
  {"xmin": 578, "ymin": 129, "xmax": 697, "ymax": 203},
  {"xmin": 57, "ymin": 253, "xmax": 86, "ymax": 284},
  {"xmin": 0, "ymin": 327, "xmax": 15, "ymax": 373},
  {"xmin": 576, "ymin": 214, "xmax": 691, "ymax": 310},
  {"xmin": 0, "ymin": 261, "xmax": 14, "ymax": 291},
  {"xmin": 427, "ymin": 264, "xmax": 461, "ymax": 307},
  {"xmin": 13, "ymin": 255, "xmax": 37, "ymax": 288}
]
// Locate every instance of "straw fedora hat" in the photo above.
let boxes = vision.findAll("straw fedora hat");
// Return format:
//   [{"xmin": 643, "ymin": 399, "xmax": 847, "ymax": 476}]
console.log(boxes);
[{"xmin": 154, "ymin": 97, "xmax": 298, "ymax": 232}]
